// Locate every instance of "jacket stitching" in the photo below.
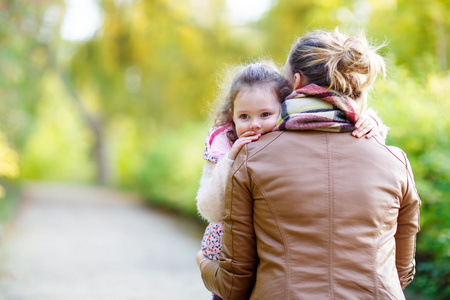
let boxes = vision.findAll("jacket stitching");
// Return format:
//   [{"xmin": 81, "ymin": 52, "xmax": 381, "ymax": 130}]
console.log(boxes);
[
  {"xmin": 373, "ymin": 138, "xmax": 414, "ymax": 299},
  {"xmin": 246, "ymin": 131, "xmax": 285, "ymax": 161},
  {"xmin": 326, "ymin": 133, "xmax": 334, "ymax": 299},
  {"xmin": 401, "ymin": 151, "xmax": 421, "ymax": 204},
  {"xmin": 226, "ymin": 150, "xmax": 250, "ymax": 299},
  {"xmin": 373, "ymin": 138, "xmax": 421, "ymax": 244},
  {"xmin": 373, "ymin": 137, "xmax": 406, "ymax": 167},
  {"xmin": 228, "ymin": 131, "xmax": 286, "ymax": 299},
  {"xmin": 229, "ymin": 132, "xmax": 284, "ymax": 175},
  {"xmin": 226, "ymin": 148, "xmax": 258, "ymax": 299},
  {"xmin": 373, "ymin": 137, "xmax": 419, "ymax": 199},
  {"xmin": 373, "ymin": 199, "xmax": 395, "ymax": 299},
  {"xmin": 248, "ymin": 169, "xmax": 291, "ymax": 300},
  {"xmin": 402, "ymin": 151, "xmax": 421, "ymax": 235},
  {"xmin": 227, "ymin": 169, "xmax": 236, "ymax": 300}
]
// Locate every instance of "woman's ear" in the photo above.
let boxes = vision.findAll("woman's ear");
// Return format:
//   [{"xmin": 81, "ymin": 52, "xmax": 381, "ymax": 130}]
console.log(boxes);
[
  {"xmin": 293, "ymin": 73, "xmax": 303, "ymax": 90},
  {"xmin": 229, "ymin": 109, "xmax": 234, "ymax": 119}
]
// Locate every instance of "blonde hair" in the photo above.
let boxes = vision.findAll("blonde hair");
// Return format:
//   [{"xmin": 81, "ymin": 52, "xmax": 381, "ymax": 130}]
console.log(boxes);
[
  {"xmin": 213, "ymin": 61, "xmax": 291, "ymax": 143},
  {"xmin": 287, "ymin": 29, "xmax": 386, "ymax": 111}
]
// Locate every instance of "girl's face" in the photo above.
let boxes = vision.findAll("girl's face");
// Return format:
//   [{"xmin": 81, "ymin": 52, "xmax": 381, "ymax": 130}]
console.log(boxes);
[{"xmin": 232, "ymin": 86, "xmax": 281, "ymax": 138}]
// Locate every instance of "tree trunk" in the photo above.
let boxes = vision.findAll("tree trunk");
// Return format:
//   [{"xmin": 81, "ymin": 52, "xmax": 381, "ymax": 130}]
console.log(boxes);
[
  {"xmin": 91, "ymin": 119, "xmax": 111, "ymax": 185},
  {"xmin": 47, "ymin": 47, "xmax": 111, "ymax": 185}
]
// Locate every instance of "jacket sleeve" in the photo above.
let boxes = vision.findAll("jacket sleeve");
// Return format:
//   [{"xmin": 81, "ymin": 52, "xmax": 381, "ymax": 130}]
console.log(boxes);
[
  {"xmin": 201, "ymin": 147, "xmax": 259, "ymax": 299},
  {"xmin": 395, "ymin": 150, "xmax": 421, "ymax": 289},
  {"xmin": 196, "ymin": 155, "xmax": 234, "ymax": 223}
]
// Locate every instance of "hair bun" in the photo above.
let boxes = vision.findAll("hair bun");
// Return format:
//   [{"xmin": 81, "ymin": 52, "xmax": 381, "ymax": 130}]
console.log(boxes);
[
  {"xmin": 288, "ymin": 29, "xmax": 386, "ymax": 111},
  {"xmin": 339, "ymin": 36, "xmax": 370, "ymax": 74},
  {"xmin": 327, "ymin": 31, "xmax": 386, "ymax": 105}
]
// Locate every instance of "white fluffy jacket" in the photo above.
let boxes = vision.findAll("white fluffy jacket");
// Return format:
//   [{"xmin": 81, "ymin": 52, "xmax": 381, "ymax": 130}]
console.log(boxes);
[{"xmin": 196, "ymin": 156, "xmax": 234, "ymax": 223}]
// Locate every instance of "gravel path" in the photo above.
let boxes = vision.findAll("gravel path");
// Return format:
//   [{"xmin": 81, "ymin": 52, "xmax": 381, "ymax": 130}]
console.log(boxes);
[{"xmin": 0, "ymin": 182, "xmax": 212, "ymax": 300}]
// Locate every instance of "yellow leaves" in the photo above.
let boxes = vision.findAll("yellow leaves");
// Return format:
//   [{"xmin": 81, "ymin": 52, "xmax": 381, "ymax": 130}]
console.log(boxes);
[
  {"xmin": 0, "ymin": 133, "xmax": 19, "ymax": 199},
  {"xmin": 369, "ymin": 0, "xmax": 398, "ymax": 11},
  {"xmin": 178, "ymin": 24, "xmax": 204, "ymax": 58},
  {"xmin": 167, "ymin": 0, "xmax": 190, "ymax": 20},
  {"xmin": 128, "ymin": 7, "xmax": 155, "ymax": 64},
  {"xmin": 0, "ymin": 139, "xmax": 19, "ymax": 179},
  {"xmin": 314, "ymin": 0, "xmax": 340, "ymax": 8}
]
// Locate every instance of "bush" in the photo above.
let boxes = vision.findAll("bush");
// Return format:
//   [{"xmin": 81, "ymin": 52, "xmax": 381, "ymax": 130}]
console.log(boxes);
[
  {"xmin": 134, "ymin": 123, "xmax": 208, "ymax": 215},
  {"xmin": 372, "ymin": 68, "xmax": 450, "ymax": 298},
  {"xmin": 0, "ymin": 132, "xmax": 20, "ymax": 234}
]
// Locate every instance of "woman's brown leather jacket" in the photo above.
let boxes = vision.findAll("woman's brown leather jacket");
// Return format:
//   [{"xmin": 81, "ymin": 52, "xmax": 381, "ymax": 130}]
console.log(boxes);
[{"xmin": 201, "ymin": 130, "xmax": 420, "ymax": 300}]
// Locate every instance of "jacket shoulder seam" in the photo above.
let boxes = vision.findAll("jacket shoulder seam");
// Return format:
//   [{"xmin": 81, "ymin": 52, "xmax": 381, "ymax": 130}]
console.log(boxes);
[
  {"xmin": 247, "ymin": 168, "xmax": 291, "ymax": 298},
  {"xmin": 246, "ymin": 131, "xmax": 285, "ymax": 161},
  {"xmin": 373, "ymin": 137, "xmax": 419, "ymax": 199}
]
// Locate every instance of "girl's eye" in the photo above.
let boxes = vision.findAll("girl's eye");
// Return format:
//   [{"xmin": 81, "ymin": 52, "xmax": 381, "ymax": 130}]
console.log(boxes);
[
  {"xmin": 261, "ymin": 112, "xmax": 271, "ymax": 117},
  {"xmin": 240, "ymin": 114, "xmax": 249, "ymax": 119}
]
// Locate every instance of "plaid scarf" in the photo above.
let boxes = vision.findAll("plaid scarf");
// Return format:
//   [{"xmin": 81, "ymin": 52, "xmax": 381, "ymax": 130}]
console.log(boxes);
[{"xmin": 274, "ymin": 84, "xmax": 360, "ymax": 132}]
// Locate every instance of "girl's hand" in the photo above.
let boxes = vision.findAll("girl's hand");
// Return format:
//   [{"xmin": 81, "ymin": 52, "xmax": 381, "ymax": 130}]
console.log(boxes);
[
  {"xmin": 352, "ymin": 113, "xmax": 379, "ymax": 139},
  {"xmin": 228, "ymin": 131, "xmax": 261, "ymax": 160},
  {"xmin": 196, "ymin": 250, "xmax": 211, "ymax": 272}
]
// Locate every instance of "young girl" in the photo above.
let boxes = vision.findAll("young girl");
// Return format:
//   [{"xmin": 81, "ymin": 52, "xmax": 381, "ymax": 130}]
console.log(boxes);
[{"xmin": 196, "ymin": 62, "xmax": 387, "ymax": 265}]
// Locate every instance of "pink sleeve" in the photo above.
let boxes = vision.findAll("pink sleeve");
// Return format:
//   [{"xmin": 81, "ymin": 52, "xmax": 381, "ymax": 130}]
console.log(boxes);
[
  {"xmin": 210, "ymin": 132, "xmax": 232, "ymax": 158},
  {"xmin": 202, "ymin": 125, "xmax": 233, "ymax": 163}
]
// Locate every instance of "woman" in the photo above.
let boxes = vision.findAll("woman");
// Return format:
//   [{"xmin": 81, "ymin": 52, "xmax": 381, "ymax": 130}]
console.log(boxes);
[{"xmin": 197, "ymin": 29, "xmax": 420, "ymax": 300}]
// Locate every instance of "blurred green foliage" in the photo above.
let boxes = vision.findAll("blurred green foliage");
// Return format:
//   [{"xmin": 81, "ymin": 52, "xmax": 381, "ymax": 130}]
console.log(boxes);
[
  {"xmin": 0, "ymin": 0, "xmax": 449, "ymax": 298},
  {"xmin": 372, "ymin": 70, "xmax": 450, "ymax": 298},
  {"xmin": 134, "ymin": 123, "xmax": 207, "ymax": 215}
]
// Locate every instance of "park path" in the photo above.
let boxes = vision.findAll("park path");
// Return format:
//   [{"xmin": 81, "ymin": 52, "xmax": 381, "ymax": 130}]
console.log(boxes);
[{"xmin": 0, "ymin": 182, "xmax": 212, "ymax": 300}]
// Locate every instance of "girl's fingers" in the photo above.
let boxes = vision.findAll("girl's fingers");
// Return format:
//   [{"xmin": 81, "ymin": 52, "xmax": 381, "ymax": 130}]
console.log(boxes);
[
  {"xmin": 239, "ymin": 131, "xmax": 256, "ymax": 138},
  {"xmin": 230, "ymin": 134, "xmax": 262, "ymax": 159},
  {"xmin": 354, "ymin": 114, "xmax": 378, "ymax": 138},
  {"xmin": 236, "ymin": 139, "xmax": 252, "ymax": 146},
  {"xmin": 352, "ymin": 127, "xmax": 363, "ymax": 138},
  {"xmin": 355, "ymin": 113, "xmax": 375, "ymax": 129},
  {"xmin": 353, "ymin": 124, "xmax": 368, "ymax": 138},
  {"xmin": 233, "ymin": 138, "xmax": 254, "ymax": 151},
  {"xmin": 360, "ymin": 125, "xmax": 372, "ymax": 137},
  {"xmin": 238, "ymin": 133, "xmax": 261, "ymax": 141},
  {"xmin": 229, "ymin": 137, "xmax": 255, "ymax": 160},
  {"xmin": 237, "ymin": 137, "xmax": 258, "ymax": 146},
  {"xmin": 240, "ymin": 131, "xmax": 263, "ymax": 138}
]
